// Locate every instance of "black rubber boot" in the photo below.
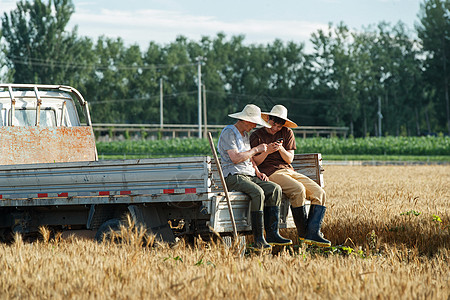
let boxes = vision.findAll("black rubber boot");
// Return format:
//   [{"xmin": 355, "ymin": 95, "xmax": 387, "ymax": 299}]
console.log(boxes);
[
  {"xmin": 263, "ymin": 206, "xmax": 293, "ymax": 246},
  {"xmin": 304, "ymin": 205, "xmax": 331, "ymax": 247},
  {"xmin": 291, "ymin": 206, "xmax": 308, "ymax": 240},
  {"xmin": 251, "ymin": 211, "xmax": 272, "ymax": 251}
]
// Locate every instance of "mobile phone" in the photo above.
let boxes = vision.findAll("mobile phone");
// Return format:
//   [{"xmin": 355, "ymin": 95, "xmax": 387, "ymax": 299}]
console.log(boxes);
[{"xmin": 276, "ymin": 138, "xmax": 283, "ymax": 143}]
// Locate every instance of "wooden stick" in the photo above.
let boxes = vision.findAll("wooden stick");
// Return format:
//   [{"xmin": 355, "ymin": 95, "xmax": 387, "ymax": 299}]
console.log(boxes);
[{"xmin": 207, "ymin": 132, "xmax": 238, "ymax": 240}]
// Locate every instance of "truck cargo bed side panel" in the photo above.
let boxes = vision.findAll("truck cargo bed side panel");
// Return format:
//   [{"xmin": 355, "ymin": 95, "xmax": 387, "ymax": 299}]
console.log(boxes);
[
  {"xmin": 0, "ymin": 157, "xmax": 210, "ymax": 202},
  {"xmin": 210, "ymin": 153, "xmax": 324, "ymax": 190}
]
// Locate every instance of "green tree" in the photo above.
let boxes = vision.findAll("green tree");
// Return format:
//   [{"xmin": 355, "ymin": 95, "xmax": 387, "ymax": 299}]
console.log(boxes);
[
  {"xmin": 309, "ymin": 23, "xmax": 359, "ymax": 132},
  {"xmin": 140, "ymin": 42, "xmax": 164, "ymax": 124},
  {"xmin": 1, "ymin": 0, "xmax": 94, "ymax": 85},
  {"xmin": 383, "ymin": 23, "xmax": 422, "ymax": 136},
  {"xmin": 161, "ymin": 36, "xmax": 197, "ymax": 124},
  {"xmin": 351, "ymin": 29, "xmax": 378, "ymax": 136},
  {"xmin": 85, "ymin": 37, "xmax": 138, "ymax": 123},
  {"xmin": 197, "ymin": 33, "xmax": 235, "ymax": 125},
  {"xmin": 363, "ymin": 22, "xmax": 422, "ymax": 136},
  {"xmin": 266, "ymin": 39, "xmax": 309, "ymax": 124},
  {"xmin": 416, "ymin": 0, "xmax": 450, "ymax": 134},
  {"xmin": 0, "ymin": 29, "xmax": 13, "ymax": 82}
]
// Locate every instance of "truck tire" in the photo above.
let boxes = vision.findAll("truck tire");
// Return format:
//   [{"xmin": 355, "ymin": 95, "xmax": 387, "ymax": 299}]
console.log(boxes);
[
  {"xmin": 95, "ymin": 218, "xmax": 122, "ymax": 242},
  {"xmin": 0, "ymin": 228, "xmax": 13, "ymax": 243}
]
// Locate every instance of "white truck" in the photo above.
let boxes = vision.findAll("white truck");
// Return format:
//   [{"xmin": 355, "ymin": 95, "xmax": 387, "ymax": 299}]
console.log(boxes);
[{"xmin": 0, "ymin": 84, "xmax": 323, "ymax": 243}]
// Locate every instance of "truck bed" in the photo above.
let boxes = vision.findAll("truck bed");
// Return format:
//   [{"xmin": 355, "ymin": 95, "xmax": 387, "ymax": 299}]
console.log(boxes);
[
  {"xmin": 0, "ymin": 154, "xmax": 323, "ymax": 236},
  {"xmin": 0, "ymin": 156, "xmax": 212, "ymax": 205}
]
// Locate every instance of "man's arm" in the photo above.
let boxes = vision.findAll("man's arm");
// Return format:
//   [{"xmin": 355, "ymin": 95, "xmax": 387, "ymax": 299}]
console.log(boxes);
[
  {"xmin": 253, "ymin": 151, "xmax": 269, "ymax": 166},
  {"xmin": 278, "ymin": 146, "xmax": 295, "ymax": 164},
  {"xmin": 277, "ymin": 129, "xmax": 296, "ymax": 164},
  {"xmin": 253, "ymin": 141, "xmax": 294, "ymax": 165},
  {"xmin": 251, "ymin": 136, "xmax": 278, "ymax": 166},
  {"xmin": 227, "ymin": 143, "xmax": 267, "ymax": 164},
  {"xmin": 252, "ymin": 157, "xmax": 268, "ymax": 181}
]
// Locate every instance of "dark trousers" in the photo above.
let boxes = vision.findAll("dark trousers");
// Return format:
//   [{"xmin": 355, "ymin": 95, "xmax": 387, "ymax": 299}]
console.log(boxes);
[{"xmin": 225, "ymin": 174, "xmax": 282, "ymax": 211}]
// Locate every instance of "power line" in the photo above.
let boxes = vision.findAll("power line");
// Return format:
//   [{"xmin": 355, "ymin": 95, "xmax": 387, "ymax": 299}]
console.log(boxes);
[
  {"xmin": 205, "ymin": 90, "xmax": 344, "ymax": 105},
  {"xmin": 7, "ymin": 54, "xmax": 196, "ymax": 70},
  {"xmin": 6, "ymin": 56, "xmax": 355, "ymax": 106},
  {"xmin": 89, "ymin": 91, "xmax": 197, "ymax": 105},
  {"xmin": 88, "ymin": 89, "xmax": 342, "ymax": 107}
]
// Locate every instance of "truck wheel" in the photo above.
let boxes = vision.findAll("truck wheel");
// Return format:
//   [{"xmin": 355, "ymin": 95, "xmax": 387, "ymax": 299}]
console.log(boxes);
[
  {"xmin": 0, "ymin": 228, "xmax": 13, "ymax": 243},
  {"xmin": 95, "ymin": 219, "xmax": 122, "ymax": 242}
]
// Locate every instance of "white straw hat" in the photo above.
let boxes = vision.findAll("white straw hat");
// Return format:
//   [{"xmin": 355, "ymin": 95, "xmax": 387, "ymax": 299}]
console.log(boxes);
[
  {"xmin": 228, "ymin": 104, "xmax": 271, "ymax": 128},
  {"xmin": 262, "ymin": 105, "xmax": 298, "ymax": 128}
]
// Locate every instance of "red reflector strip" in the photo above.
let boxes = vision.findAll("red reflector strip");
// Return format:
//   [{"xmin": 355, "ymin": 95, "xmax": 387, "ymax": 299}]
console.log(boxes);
[
  {"xmin": 99, "ymin": 191, "xmax": 110, "ymax": 196},
  {"xmin": 163, "ymin": 189, "xmax": 174, "ymax": 194},
  {"xmin": 120, "ymin": 191, "xmax": 131, "ymax": 195},
  {"xmin": 58, "ymin": 192, "xmax": 69, "ymax": 197},
  {"xmin": 0, "ymin": 195, "xmax": 2, "ymax": 199},
  {"xmin": 38, "ymin": 193, "xmax": 48, "ymax": 198},
  {"xmin": 185, "ymin": 188, "xmax": 196, "ymax": 194}
]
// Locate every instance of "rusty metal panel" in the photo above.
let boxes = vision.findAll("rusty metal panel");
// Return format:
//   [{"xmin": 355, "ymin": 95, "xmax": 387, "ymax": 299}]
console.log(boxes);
[{"xmin": 0, "ymin": 126, "xmax": 97, "ymax": 165}]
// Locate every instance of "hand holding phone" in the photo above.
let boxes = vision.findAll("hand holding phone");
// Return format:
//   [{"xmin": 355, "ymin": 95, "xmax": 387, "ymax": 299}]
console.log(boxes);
[{"xmin": 276, "ymin": 138, "xmax": 283, "ymax": 143}]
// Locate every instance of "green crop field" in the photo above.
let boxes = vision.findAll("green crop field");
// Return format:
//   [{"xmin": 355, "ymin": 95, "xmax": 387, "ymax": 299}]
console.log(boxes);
[{"xmin": 96, "ymin": 136, "xmax": 450, "ymax": 161}]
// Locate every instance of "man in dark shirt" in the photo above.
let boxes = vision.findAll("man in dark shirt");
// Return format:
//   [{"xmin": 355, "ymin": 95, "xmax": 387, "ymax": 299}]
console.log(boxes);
[
  {"xmin": 218, "ymin": 104, "xmax": 292, "ymax": 250},
  {"xmin": 250, "ymin": 105, "xmax": 331, "ymax": 247}
]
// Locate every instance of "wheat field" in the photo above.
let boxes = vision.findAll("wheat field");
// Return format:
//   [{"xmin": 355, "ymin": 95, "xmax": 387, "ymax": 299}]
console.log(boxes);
[{"xmin": 0, "ymin": 165, "xmax": 449, "ymax": 299}]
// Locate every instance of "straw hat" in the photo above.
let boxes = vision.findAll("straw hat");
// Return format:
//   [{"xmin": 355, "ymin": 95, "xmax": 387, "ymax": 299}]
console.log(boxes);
[
  {"xmin": 262, "ymin": 105, "xmax": 298, "ymax": 128},
  {"xmin": 228, "ymin": 104, "xmax": 271, "ymax": 128}
]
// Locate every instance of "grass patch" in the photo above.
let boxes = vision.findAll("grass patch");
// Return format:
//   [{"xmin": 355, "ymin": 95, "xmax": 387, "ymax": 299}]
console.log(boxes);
[
  {"xmin": 98, "ymin": 153, "xmax": 450, "ymax": 162},
  {"xmin": 322, "ymin": 154, "xmax": 450, "ymax": 162},
  {"xmin": 96, "ymin": 136, "xmax": 450, "ymax": 159}
]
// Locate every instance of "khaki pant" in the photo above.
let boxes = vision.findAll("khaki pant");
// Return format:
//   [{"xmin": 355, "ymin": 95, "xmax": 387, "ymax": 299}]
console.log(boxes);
[{"xmin": 269, "ymin": 169, "xmax": 326, "ymax": 208}]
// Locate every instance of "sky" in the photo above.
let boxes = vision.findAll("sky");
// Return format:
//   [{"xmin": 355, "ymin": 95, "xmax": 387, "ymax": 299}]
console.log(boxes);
[{"xmin": 0, "ymin": 0, "xmax": 423, "ymax": 51}]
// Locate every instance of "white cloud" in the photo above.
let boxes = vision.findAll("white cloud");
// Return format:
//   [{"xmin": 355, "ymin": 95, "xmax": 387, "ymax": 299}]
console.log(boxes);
[
  {"xmin": 0, "ymin": 0, "xmax": 16, "ymax": 14},
  {"xmin": 69, "ymin": 8, "xmax": 328, "ymax": 48},
  {"xmin": 0, "ymin": 2, "xmax": 329, "ymax": 51}
]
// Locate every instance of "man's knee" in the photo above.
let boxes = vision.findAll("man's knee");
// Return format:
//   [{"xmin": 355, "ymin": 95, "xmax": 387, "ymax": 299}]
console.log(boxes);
[
  {"xmin": 289, "ymin": 189, "xmax": 306, "ymax": 207},
  {"xmin": 320, "ymin": 188, "xmax": 326, "ymax": 205},
  {"xmin": 250, "ymin": 189, "xmax": 265, "ymax": 211},
  {"xmin": 246, "ymin": 188, "xmax": 264, "ymax": 201},
  {"xmin": 274, "ymin": 183, "xmax": 282, "ymax": 197},
  {"xmin": 264, "ymin": 182, "xmax": 282, "ymax": 206},
  {"xmin": 310, "ymin": 187, "xmax": 326, "ymax": 206}
]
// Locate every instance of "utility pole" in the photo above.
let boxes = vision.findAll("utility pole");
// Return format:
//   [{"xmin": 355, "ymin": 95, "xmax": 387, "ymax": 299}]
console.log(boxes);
[
  {"xmin": 203, "ymin": 84, "xmax": 207, "ymax": 139},
  {"xmin": 160, "ymin": 78, "xmax": 163, "ymax": 129},
  {"xmin": 196, "ymin": 56, "xmax": 205, "ymax": 138},
  {"xmin": 377, "ymin": 96, "xmax": 383, "ymax": 137}
]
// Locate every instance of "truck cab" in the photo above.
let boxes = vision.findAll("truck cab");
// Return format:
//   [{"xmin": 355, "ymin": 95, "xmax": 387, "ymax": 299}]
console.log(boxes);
[
  {"xmin": 0, "ymin": 84, "xmax": 97, "ymax": 165},
  {"xmin": 0, "ymin": 89, "xmax": 81, "ymax": 127}
]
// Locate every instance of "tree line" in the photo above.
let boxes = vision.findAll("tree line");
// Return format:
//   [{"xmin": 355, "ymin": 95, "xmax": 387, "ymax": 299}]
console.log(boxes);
[{"xmin": 0, "ymin": 0, "xmax": 449, "ymax": 137}]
